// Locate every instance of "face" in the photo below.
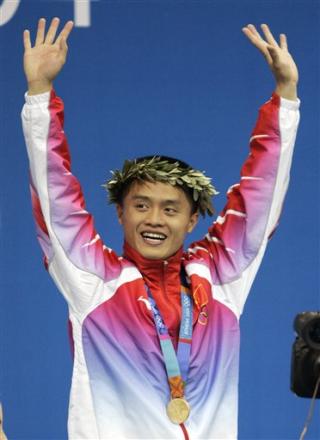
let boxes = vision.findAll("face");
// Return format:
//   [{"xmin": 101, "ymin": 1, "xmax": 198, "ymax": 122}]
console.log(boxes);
[{"xmin": 117, "ymin": 181, "xmax": 198, "ymax": 260}]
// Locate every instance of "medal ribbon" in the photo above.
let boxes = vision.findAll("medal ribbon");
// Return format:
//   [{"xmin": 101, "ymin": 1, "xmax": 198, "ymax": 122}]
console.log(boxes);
[{"xmin": 146, "ymin": 285, "xmax": 192, "ymax": 398}]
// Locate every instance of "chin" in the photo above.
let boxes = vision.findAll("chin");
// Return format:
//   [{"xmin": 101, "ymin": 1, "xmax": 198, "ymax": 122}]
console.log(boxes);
[
  {"xmin": 134, "ymin": 243, "xmax": 169, "ymax": 260},
  {"xmin": 140, "ymin": 249, "xmax": 168, "ymax": 260}
]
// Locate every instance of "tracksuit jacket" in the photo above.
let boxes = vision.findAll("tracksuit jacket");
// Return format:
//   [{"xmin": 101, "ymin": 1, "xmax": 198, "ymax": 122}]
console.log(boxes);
[{"xmin": 22, "ymin": 90, "xmax": 300, "ymax": 439}]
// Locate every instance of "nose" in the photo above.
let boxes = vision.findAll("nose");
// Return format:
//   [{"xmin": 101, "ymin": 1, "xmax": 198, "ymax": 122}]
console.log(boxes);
[{"xmin": 144, "ymin": 207, "xmax": 165, "ymax": 227}]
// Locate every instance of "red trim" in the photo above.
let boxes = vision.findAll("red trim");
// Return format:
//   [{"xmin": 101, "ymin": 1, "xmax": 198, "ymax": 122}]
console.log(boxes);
[
  {"xmin": 179, "ymin": 338, "xmax": 192, "ymax": 344},
  {"xmin": 180, "ymin": 423, "xmax": 190, "ymax": 440}
]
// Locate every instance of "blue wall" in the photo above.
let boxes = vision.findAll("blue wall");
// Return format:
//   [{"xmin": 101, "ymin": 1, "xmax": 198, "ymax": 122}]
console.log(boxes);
[{"xmin": 0, "ymin": 1, "xmax": 319, "ymax": 438}]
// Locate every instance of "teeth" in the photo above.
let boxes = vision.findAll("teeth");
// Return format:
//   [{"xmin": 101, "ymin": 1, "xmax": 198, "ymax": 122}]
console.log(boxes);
[{"xmin": 142, "ymin": 232, "xmax": 166, "ymax": 240}]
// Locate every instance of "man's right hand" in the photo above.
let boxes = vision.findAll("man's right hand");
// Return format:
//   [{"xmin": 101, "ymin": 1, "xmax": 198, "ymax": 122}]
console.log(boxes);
[
  {"xmin": 0, "ymin": 404, "xmax": 7, "ymax": 440},
  {"xmin": 23, "ymin": 17, "xmax": 74, "ymax": 95}
]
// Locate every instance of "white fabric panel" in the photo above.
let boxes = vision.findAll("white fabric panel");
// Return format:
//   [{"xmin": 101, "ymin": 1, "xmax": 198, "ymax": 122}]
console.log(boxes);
[
  {"xmin": 264, "ymin": 97, "xmax": 300, "ymax": 237},
  {"xmin": 68, "ymin": 313, "xmax": 100, "ymax": 439}
]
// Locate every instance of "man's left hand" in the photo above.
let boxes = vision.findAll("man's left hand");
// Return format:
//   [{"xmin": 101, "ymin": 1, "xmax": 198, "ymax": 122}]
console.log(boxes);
[{"xmin": 242, "ymin": 24, "xmax": 298, "ymax": 100}]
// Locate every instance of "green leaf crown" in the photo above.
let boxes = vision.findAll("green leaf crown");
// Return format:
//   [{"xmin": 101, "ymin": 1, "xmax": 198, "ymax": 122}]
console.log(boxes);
[{"xmin": 103, "ymin": 156, "xmax": 218, "ymax": 217}]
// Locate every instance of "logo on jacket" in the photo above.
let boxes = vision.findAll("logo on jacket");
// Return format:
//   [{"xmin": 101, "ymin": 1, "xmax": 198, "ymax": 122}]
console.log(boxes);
[
  {"xmin": 138, "ymin": 296, "xmax": 152, "ymax": 310},
  {"xmin": 198, "ymin": 307, "xmax": 208, "ymax": 326}
]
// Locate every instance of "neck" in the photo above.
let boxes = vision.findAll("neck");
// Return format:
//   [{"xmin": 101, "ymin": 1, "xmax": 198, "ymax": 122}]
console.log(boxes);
[{"xmin": 123, "ymin": 241, "xmax": 184, "ymax": 268}]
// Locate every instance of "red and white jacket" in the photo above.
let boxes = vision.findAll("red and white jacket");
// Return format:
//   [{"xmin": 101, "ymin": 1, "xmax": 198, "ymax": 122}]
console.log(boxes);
[{"xmin": 22, "ymin": 90, "xmax": 299, "ymax": 439}]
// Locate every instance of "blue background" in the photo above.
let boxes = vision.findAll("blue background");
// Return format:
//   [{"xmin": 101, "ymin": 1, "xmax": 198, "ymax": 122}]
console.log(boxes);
[{"xmin": 0, "ymin": 0, "xmax": 319, "ymax": 438}]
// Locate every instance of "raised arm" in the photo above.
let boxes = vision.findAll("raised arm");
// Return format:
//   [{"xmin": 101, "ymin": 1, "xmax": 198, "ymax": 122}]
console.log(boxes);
[
  {"xmin": 22, "ymin": 19, "xmax": 122, "ymax": 314},
  {"xmin": 187, "ymin": 25, "xmax": 300, "ymax": 317}
]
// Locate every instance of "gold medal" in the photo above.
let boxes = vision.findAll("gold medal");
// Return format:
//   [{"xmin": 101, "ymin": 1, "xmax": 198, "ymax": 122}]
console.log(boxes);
[{"xmin": 166, "ymin": 397, "xmax": 190, "ymax": 424}]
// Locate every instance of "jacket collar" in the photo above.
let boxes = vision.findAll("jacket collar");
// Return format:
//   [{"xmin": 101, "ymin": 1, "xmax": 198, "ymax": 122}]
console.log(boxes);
[
  {"xmin": 123, "ymin": 242, "xmax": 207, "ymax": 318},
  {"xmin": 123, "ymin": 241, "xmax": 183, "ymax": 283},
  {"xmin": 123, "ymin": 241, "xmax": 183, "ymax": 270}
]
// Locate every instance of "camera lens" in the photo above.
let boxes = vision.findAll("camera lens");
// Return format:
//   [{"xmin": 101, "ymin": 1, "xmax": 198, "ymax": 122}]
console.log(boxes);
[
  {"xmin": 294, "ymin": 312, "xmax": 320, "ymax": 350},
  {"xmin": 309, "ymin": 320, "xmax": 320, "ymax": 345}
]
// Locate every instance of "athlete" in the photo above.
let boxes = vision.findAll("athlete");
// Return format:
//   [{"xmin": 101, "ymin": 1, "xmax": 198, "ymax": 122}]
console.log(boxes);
[{"xmin": 22, "ymin": 18, "xmax": 299, "ymax": 440}]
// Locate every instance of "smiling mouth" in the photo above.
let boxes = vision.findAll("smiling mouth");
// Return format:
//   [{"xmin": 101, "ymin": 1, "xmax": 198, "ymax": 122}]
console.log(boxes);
[{"xmin": 141, "ymin": 232, "xmax": 167, "ymax": 245}]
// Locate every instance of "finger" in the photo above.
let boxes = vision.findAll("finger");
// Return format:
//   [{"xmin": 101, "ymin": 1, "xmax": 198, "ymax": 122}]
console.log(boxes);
[
  {"xmin": 242, "ymin": 24, "xmax": 265, "ymax": 48},
  {"xmin": 59, "ymin": 36, "xmax": 68, "ymax": 54},
  {"xmin": 44, "ymin": 17, "xmax": 60, "ymax": 44},
  {"xmin": 56, "ymin": 20, "xmax": 74, "ymax": 45},
  {"xmin": 261, "ymin": 24, "xmax": 279, "ymax": 47},
  {"xmin": 247, "ymin": 24, "xmax": 264, "ymax": 41},
  {"xmin": 35, "ymin": 17, "xmax": 46, "ymax": 46},
  {"xmin": 23, "ymin": 29, "xmax": 31, "ymax": 50},
  {"xmin": 242, "ymin": 26, "xmax": 261, "ymax": 47},
  {"xmin": 242, "ymin": 26, "xmax": 273, "ymax": 64},
  {"xmin": 280, "ymin": 33, "xmax": 288, "ymax": 51},
  {"xmin": 265, "ymin": 44, "xmax": 280, "ymax": 63}
]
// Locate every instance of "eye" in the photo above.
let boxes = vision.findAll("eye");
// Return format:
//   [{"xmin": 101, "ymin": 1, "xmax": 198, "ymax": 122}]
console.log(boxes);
[
  {"xmin": 135, "ymin": 203, "xmax": 148, "ymax": 211},
  {"xmin": 164, "ymin": 207, "xmax": 178, "ymax": 215}
]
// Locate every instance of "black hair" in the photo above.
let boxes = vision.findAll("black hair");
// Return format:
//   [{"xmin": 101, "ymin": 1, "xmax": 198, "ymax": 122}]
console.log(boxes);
[{"xmin": 119, "ymin": 155, "xmax": 198, "ymax": 214}]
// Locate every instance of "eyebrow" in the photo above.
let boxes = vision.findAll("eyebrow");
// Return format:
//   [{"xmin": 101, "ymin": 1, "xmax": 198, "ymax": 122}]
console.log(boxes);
[{"xmin": 130, "ymin": 195, "xmax": 182, "ymax": 206}]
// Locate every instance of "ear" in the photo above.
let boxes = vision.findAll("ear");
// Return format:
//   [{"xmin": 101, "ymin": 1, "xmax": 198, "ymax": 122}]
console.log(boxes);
[
  {"xmin": 187, "ymin": 211, "xmax": 199, "ymax": 233},
  {"xmin": 116, "ymin": 204, "xmax": 123, "ymax": 225}
]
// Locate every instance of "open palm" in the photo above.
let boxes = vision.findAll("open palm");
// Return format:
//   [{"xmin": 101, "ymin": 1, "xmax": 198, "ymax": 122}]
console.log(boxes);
[
  {"xmin": 23, "ymin": 18, "xmax": 73, "ymax": 93},
  {"xmin": 242, "ymin": 24, "xmax": 298, "ymax": 99}
]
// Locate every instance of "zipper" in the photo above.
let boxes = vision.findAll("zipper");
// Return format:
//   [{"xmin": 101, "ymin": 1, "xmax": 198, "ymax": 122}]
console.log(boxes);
[
  {"xmin": 161, "ymin": 260, "xmax": 172, "ymax": 338},
  {"xmin": 161, "ymin": 260, "xmax": 168, "ymax": 295}
]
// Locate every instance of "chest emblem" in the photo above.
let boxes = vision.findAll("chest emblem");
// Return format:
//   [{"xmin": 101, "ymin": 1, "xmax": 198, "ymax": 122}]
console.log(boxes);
[
  {"xmin": 198, "ymin": 308, "xmax": 209, "ymax": 325},
  {"xmin": 137, "ymin": 296, "xmax": 152, "ymax": 310},
  {"xmin": 192, "ymin": 283, "xmax": 209, "ymax": 326}
]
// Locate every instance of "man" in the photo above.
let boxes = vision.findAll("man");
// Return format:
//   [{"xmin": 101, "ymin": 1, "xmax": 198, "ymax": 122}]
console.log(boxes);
[{"xmin": 22, "ymin": 18, "xmax": 299, "ymax": 440}]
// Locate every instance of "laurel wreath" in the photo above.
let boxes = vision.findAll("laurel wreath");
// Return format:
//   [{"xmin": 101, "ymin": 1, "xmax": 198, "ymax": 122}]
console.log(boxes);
[{"xmin": 103, "ymin": 156, "xmax": 218, "ymax": 217}]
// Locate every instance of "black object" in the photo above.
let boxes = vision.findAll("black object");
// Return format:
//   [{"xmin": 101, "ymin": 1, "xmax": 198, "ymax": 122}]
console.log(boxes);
[{"xmin": 291, "ymin": 312, "xmax": 320, "ymax": 398}]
